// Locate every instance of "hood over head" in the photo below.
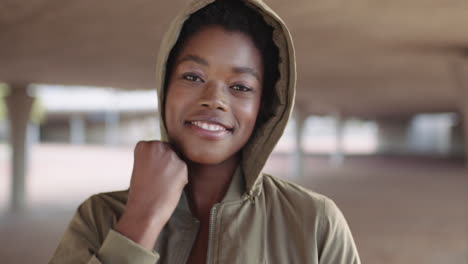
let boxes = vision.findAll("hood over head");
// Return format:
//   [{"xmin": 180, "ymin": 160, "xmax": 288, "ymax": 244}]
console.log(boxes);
[{"xmin": 155, "ymin": 0, "xmax": 296, "ymax": 197}]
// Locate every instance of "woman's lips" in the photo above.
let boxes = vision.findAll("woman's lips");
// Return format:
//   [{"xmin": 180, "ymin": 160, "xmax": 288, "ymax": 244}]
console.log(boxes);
[
  {"xmin": 185, "ymin": 120, "xmax": 232, "ymax": 140},
  {"xmin": 189, "ymin": 121, "xmax": 228, "ymax": 131}
]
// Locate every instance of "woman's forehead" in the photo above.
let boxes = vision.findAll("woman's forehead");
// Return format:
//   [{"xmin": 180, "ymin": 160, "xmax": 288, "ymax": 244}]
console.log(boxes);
[{"xmin": 175, "ymin": 26, "xmax": 263, "ymax": 74}]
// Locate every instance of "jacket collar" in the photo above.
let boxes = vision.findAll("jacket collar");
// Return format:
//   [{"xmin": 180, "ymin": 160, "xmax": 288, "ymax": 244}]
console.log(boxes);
[{"xmin": 175, "ymin": 165, "xmax": 247, "ymax": 216}]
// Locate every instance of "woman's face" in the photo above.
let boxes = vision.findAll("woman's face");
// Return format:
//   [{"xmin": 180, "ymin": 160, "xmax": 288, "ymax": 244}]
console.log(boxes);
[{"xmin": 165, "ymin": 25, "xmax": 263, "ymax": 164}]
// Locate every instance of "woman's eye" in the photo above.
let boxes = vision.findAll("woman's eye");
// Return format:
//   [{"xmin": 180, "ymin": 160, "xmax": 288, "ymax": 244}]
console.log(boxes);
[
  {"xmin": 231, "ymin": 84, "xmax": 252, "ymax": 92},
  {"xmin": 182, "ymin": 73, "xmax": 203, "ymax": 82}
]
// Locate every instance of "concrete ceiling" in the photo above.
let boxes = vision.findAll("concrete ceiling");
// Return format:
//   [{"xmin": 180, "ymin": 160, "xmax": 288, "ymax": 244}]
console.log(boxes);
[{"xmin": 1, "ymin": 0, "xmax": 468, "ymax": 118}]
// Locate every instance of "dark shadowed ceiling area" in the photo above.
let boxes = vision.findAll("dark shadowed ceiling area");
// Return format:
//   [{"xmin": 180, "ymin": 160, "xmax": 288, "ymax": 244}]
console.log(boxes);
[{"xmin": 1, "ymin": 0, "xmax": 468, "ymax": 117}]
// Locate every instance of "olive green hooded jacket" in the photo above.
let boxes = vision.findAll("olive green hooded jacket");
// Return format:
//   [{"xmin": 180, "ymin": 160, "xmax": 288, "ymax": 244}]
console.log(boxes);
[{"xmin": 50, "ymin": 0, "xmax": 361, "ymax": 263}]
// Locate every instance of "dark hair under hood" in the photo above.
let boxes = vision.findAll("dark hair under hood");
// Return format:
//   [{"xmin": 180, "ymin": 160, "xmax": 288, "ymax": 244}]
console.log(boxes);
[{"xmin": 155, "ymin": 0, "xmax": 296, "ymax": 197}]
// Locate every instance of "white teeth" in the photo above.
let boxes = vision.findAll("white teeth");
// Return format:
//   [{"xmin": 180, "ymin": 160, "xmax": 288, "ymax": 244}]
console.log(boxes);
[{"xmin": 191, "ymin": 121, "xmax": 227, "ymax": 131}]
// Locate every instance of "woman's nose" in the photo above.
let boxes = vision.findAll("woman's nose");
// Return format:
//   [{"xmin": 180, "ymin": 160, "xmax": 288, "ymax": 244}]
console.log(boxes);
[{"xmin": 199, "ymin": 81, "xmax": 228, "ymax": 111}]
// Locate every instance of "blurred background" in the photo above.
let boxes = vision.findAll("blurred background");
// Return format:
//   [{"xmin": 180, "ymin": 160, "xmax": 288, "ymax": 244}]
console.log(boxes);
[{"xmin": 0, "ymin": 0, "xmax": 467, "ymax": 263}]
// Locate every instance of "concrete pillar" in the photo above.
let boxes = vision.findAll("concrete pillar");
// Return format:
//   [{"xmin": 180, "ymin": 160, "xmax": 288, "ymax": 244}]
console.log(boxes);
[
  {"xmin": 407, "ymin": 114, "xmax": 455, "ymax": 156},
  {"xmin": 453, "ymin": 57, "xmax": 468, "ymax": 163},
  {"xmin": 463, "ymin": 110, "xmax": 468, "ymax": 162},
  {"xmin": 376, "ymin": 116, "xmax": 411, "ymax": 155},
  {"xmin": 5, "ymin": 83, "xmax": 34, "ymax": 212},
  {"xmin": 0, "ymin": 120, "xmax": 8, "ymax": 141},
  {"xmin": 70, "ymin": 114, "xmax": 86, "ymax": 144},
  {"xmin": 105, "ymin": 111, "xmax": 120, "ymax": 145},
  {"xmin": 292, "ymin": 110, "xmax": 306, "ymax": 179},
  {"xmin": 450, "ymin": 118, "xmax": 465, "ymax": 157},
  {"xmin": 330, "ymin": 112, "xmax": 345, "ymax": 167},
  {"xmin": 28, "ymin": 122, "xmax": 40, "ymax": 144}
]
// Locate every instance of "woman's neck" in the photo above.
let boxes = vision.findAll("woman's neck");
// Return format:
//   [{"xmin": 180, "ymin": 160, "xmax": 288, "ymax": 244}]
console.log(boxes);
[{"xmin": 185, "ymin": 154, "xmax": 239, "ymax": 220}]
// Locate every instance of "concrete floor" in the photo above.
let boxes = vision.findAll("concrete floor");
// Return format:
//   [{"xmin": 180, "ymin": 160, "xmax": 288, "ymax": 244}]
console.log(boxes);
[{"xmin": 0, "ymin": 144, "xmax": 467, "ymax": 264}]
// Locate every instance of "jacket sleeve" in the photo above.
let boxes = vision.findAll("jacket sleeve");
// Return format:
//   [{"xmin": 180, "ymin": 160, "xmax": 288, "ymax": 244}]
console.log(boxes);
[
  {"xmin": 49, "ymin": 196, "xmax": 160, "ymax": 264},
  {"xmin": 317, "ymin": 197, "xmax": 361, "ymax": 264}
]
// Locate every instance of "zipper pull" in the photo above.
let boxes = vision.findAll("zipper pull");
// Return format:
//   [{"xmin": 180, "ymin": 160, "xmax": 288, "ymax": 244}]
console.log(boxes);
[{"xmin": 242, "ymin": 191, "xmax": 256, "ymax": 204}]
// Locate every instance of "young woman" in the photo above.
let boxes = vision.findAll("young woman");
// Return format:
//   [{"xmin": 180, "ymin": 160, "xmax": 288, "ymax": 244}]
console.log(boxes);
[{"xmin": 50, "ymin": 1, "xmax": 360, "ymax": 263}]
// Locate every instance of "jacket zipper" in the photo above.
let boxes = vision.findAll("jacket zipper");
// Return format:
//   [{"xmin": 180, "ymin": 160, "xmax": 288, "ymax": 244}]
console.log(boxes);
[
  {"xmin": 206, "ymin": 205, "xmax": 218, "ymax": 264},
  {"xmin": 205, "ymin": 195, "xmax": 253, "ymax": 264}
]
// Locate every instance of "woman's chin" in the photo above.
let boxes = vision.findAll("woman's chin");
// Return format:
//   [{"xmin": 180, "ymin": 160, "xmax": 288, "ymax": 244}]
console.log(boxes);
[{"xmin": 182, "ymin": 150, "xmax": 231, "ymax": 165}]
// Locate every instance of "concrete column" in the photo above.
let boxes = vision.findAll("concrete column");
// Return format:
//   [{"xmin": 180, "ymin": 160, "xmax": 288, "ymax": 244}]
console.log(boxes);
[
  {"xmin": 5, "ymin": 83, "xmax": 34, "ymax": 212},
  {"xmin": 453, "ymin": 57, "xmax": 468, "ymax": 164},
  {"xmin": 463, "ymin": 110, "xmax": 468, "ymax": 162},
  {"xmin": 450, "ymin": 119, "xmax": 465, "ymax": 157},
  {"xmin": 28, "ymin": 122, "xmax": 40, "ymax": 144},
  {"xmin": 330, "ymin": 112, "xmax": 345, "ymax": 167},
  {"xmin": 292, "ymin": 110, "xmax": 307, "ymax": 179},
  {"xmin": 376, "ymin": 116, "xmax": 411, "ymax": 155},
  {"xmin": 70, "ymin": 114, "xmax": 86, "ymax": 144},
  {"xmin": 0, "ymin": 120, "xmax": 8, "ymax": 141},
  {"xmin": 105, "ymin": 111, "xmax": 120, "ymax": 145},
  {"xmin": 407, "ymin": 114, "xmax": 454, "ymax": 155}
]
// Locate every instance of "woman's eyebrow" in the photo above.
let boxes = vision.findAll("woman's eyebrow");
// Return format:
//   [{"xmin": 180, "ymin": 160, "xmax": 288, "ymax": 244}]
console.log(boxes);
[
  {"xmin": 176, "ymin": 55, "xmax": 209, "ymax": 66},
  {"xmin": 232, "ymin": 66, "xmax": 260, "ymax": 82}
]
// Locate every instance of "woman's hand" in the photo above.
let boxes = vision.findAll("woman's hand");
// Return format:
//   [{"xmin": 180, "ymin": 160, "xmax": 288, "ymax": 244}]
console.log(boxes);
[{"xmin": 115, "ymin": 140, "xmax": 188, "ymax": 250}]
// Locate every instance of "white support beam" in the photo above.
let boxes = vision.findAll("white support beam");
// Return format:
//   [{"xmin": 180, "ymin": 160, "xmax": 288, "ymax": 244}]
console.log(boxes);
[{"xmin": 5, "ymin": 83, "xmax": 34, "ymax": 212}]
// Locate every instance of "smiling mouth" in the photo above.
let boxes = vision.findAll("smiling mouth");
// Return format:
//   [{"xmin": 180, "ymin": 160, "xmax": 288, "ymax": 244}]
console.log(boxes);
[{"xmin": 187, "ymin": 121, "xmax": 233, "ymax": 132}]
